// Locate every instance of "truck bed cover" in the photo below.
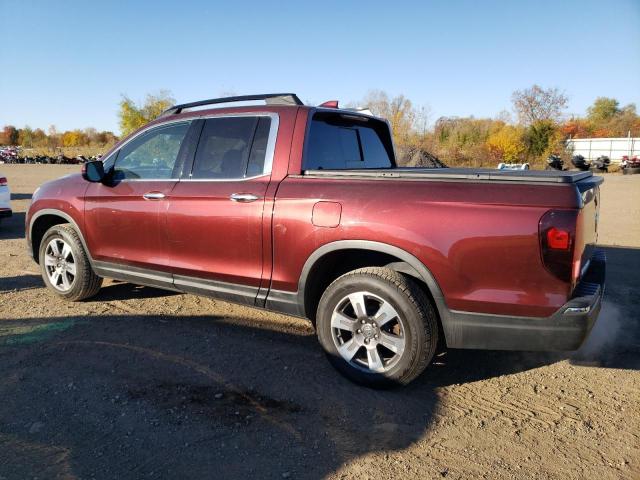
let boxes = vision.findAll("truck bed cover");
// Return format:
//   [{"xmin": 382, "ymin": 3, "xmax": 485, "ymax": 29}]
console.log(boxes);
[{"xmin": 303, "ymin": 167, "xmax": 598, "ymax": 184}]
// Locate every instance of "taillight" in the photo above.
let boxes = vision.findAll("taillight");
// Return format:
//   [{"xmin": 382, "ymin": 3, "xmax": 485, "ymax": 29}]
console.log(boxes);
[
  {"xmin": 0, "ymin": 177, "xmax": 7, "ymax": 186},
  {"xmin": 546, "ymin": 227, "xmax": 570, "ymax": 250},
  {"xmin": 539, "ymin": 210, "xmax": 578, "ymax": 282}
]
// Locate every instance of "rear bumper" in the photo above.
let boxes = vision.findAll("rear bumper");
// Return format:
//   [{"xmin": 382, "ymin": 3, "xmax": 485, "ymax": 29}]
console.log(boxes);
[
  {"xmin": 0, "ymin": 208, "xmax": 12, "ymax": 218},
  {"xmin": 444, "ymin": 250, "xmax": 606, "ymax": 351}
]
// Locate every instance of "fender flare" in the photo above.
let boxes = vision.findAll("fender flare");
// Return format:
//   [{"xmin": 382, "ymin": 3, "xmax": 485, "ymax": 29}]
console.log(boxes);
[
  {"xmin": 28, "ymin": 209, "xmax": 94, "ymax": 264},
  {"xmin": 297, "ymin": 240, "xmax": 449, "ymax": 322}
]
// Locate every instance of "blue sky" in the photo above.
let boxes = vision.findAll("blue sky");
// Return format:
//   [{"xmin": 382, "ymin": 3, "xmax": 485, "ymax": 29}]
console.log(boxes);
[{"xmin": 1, "ymin": 0, "xmax": 639, "ymax": 133}]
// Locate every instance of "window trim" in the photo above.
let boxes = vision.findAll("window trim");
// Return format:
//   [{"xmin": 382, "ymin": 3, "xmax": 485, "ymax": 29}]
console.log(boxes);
[
  {"xmin": 104, "ymin": 113, "xmax": 279, "ymax": 183},
  {"xmin": 182, "ymin": 112, "xmax": 279, "ymax": 182}
]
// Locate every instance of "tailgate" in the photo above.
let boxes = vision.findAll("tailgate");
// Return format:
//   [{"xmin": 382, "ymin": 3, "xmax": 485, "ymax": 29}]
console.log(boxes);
[{"xmin": 575, "ymin": 176, "xmax": 603, "ymax": 283}]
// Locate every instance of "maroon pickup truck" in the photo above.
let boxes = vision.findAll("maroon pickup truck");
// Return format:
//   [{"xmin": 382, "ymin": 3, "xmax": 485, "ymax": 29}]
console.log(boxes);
[{"xmin": 26, "ymin": 93, "xmax": 605, "ymax": 387}]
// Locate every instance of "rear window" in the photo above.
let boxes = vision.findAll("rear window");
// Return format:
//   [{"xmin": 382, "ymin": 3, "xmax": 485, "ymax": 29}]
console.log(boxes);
[{"xmin": 303, "ymin": 112, "xmax": 395, "ymax": 170}]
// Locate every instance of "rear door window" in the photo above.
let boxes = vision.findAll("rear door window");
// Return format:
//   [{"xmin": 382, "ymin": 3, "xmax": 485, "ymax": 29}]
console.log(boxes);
[
  {"xmin": 190, "ymin": 116, "xmax": 271, "ymax": 180},
  {"xmin": 304, "ymin": 112, "xmax": 395, "ymax": 170}
]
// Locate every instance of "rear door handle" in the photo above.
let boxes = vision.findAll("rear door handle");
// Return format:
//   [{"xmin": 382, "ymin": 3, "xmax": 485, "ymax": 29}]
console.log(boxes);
[
  {"xmin": 143, "ymin": 192, "xmax": 166, "ymax": 200},
  {"xmin": 230, "ymin": 193, "xmax": 260, "ymax": 203}
]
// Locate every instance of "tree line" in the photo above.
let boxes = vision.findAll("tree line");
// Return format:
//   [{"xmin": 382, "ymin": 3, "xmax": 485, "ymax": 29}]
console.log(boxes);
[
  {"xmin": 2, "ymin": 86, "xmax": 638, "ymax": 167},
  {"xmin": 361, "ymin": 87, "xmax": 639, "ymax": 167},
  {"xmin": 0, "ymin": 125, "xmax": 118, "ymax": 150}
]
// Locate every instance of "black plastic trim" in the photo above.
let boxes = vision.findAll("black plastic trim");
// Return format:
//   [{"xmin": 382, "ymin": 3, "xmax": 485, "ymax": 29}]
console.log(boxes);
[
  {"xmin": 174, "ymin": 274, "xmax": 258, "ymax": 306},
  {"xmin": 93, "ymin": 261, "xmax": 178, "ymax": 291},
  {"xmin": 444, "ymin": 250, "xmax": 606, "ymax": 350},
  {"xmin": 292, "ymin": 240, "xmax": 448, "ymax": 319},
  {"xmin": 28, "ymin": 209, "xmax": 92, "ymax": 264}
]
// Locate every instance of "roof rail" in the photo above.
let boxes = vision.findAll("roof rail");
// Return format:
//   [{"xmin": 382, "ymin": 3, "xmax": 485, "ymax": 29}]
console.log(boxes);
[{"xmin": 162, "ymin": 93, "xmax": 304, "ymax": 116}]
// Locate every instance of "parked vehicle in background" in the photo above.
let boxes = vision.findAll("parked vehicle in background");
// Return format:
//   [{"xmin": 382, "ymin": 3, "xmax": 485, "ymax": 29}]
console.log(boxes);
[
  {"xmin": 0, "ymin": 174, "xmax": 12, "ymax": 223},
  {"xmin": 591, "ymin": 156, "xmax": 610, "ymax": 172},
  {"xmin": 497, "ymin": 162, "xmax": 530, "ymax": 170},
  {"xmin": 26, "ymin": 93, "xmax": 606, "ymax": 388},
  {"xmin": 0, "ymin": 146, "xmax": 19, "ymax": 163},
  {"xmin": 571, "ymin": 154, "xmax": 591, "ymax": 171},
  {"xmin": 546, "ymin": 154, "xmax": 565, "ymax": 171},
  {"xmin": 621, "ymin": 155, "xmax": 640, "ymax": 175}
]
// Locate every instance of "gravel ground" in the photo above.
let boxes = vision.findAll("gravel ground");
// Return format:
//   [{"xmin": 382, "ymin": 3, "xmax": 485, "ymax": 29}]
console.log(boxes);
[{"xmin": 0, "ymin": 165, "xmax": 638, "ymax": 480}]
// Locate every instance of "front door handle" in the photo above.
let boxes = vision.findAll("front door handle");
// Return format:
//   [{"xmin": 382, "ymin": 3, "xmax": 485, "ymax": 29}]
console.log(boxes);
[
  {"xmin": 143, "ymin": 191, "xmax": 166, "ymax": 200},
  {"xmin": 230, "ymin": 193, "xmax": 260, "ymax": 203}
]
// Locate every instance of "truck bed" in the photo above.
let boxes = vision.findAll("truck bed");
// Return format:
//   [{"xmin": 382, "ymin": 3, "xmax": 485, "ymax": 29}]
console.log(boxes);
[{"xmin": 303, "ymin": 167, "xmax": 596, "ymax": 184}]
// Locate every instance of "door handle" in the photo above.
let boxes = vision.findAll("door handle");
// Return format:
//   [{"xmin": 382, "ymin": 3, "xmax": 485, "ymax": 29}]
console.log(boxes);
[
  {"xmin": 143, "ymin": 192, "xmax": 166, "ymax": 200},
  {"xmin": 230, "ymin": 193, "xmax": 260, "ymax": 203}
]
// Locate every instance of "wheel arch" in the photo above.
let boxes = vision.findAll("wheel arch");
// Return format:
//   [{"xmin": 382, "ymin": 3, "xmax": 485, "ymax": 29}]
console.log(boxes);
[
  {"xmin": 297, "ymin": 241, "xmax": 449, "ymax": 329},
  {"xmin": 29, "ymin": 209, "xmax": 92, "ymax": 264}
]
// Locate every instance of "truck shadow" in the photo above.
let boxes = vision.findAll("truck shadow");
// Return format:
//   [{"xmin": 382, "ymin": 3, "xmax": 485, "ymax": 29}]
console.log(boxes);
[
  {"xmin": 0, "ymin": 312, "xmax": 559, "ymax": 480},
  {"xmin": 1, "ymin": 295, "xmax": 638, "ymax": 479},
  {"xmin": 0, "ymin": 246, "xmax": 636, "ymax": 478}
]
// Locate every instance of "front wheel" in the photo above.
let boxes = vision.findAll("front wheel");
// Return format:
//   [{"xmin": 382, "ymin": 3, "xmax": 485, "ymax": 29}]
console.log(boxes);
[
  {"xmin": 39, "ymin": 223, "xmax": 102, "ymax": 301},
  {"xmin": 316, "ymin": 267, "xmax": 439, "ymax": 388}
]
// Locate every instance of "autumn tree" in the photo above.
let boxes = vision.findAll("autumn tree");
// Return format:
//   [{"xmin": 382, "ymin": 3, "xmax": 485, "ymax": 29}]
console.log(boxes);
[
  {"xmin": 32, "ymin": 128, "xmax": 47, "ymax": 147},
  {"xmin": 118, "ymin": 90, "xmax": 175, "ymax": 136},
  {"xmin": 512, "ymin": 85, "xmax": 568, "ymax": 125},
  {"xmin": 62, "ymin": 130, "xmax": 88, "ymax": 147},
  {"xmin": 486, "ymin": 124, "xmax": 525, "ymax": 161},
  {"xmin": 587, "ymin": 97, "xmax": 619, "ymax": 123},
  {"xmin": 523, "ymin": 120, "xmax": 557, "ymax": 157},
  {"xmin": 18, "ymin": 126, "xmax": 34, "ymax": 148},
  {"xmin": 1, "ymin": 125, "xmax": 19, "ymax": 145}
]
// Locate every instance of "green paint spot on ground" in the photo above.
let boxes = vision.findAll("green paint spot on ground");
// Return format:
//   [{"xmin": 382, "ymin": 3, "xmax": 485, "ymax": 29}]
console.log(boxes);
[{"xmin": 1, "ymin": 319, "xmax": 76, "ymax": 345}]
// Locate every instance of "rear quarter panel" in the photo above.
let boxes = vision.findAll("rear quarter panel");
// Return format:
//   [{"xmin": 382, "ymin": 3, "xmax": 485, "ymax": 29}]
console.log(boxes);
[{"xmin": 272, "ymin": 177, "xmax": 581, "ymax": 317}]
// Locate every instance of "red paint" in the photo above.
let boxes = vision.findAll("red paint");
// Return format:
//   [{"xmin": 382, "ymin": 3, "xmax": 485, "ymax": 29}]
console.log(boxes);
[
  {"xmin": 312, "ymin": 202, "xmax": 342, "ymax": 228},
  {"xmin": 319, "ymin": 100, "xmax": 339, "ymax": 108},
  {"xmin": 27, "ymin": 103, "xmax": 597, "ymax": 321},
  {"xmin": 84, "ymin": 180, "xmax": 177, "ymax": 271}
]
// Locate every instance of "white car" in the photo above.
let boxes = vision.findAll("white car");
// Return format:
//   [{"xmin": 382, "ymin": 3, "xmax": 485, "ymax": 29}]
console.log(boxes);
[{"xmin": 0, "ymin": 174, "xmax": 12, "ymax": 222}]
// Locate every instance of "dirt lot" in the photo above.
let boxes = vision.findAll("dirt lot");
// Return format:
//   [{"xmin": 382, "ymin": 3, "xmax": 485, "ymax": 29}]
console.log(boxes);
[{"xmin": 0, "ymin": 165, "xmax": 638, "ymax": 480}]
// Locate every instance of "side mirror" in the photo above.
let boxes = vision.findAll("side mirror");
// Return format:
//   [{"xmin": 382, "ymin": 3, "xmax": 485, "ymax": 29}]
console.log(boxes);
[{"xmin": 82, "ymin": 160, "xmax": 105, "ymax": 183}]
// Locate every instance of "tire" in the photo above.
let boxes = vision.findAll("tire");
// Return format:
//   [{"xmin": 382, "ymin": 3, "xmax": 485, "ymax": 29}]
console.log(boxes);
[
  {"xmin": 623, "ymin": 167, "xmax": 640, "ymax": 175},
  {"xmin": 316, "ymin": 267, "xmax": 438, "ymax": 388},
  {"xmin": 39, "ymin": 223, "xmax": 102, "ymax": 301}
]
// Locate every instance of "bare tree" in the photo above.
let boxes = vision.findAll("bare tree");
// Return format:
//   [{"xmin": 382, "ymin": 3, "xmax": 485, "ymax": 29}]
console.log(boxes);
[
  {"xmin": 362, "ymin": 90, "xmax": 417, "ymax": 142},
  {"xmin": 511, "ymin": 85, "xmax": 568, "ymax": 124}
]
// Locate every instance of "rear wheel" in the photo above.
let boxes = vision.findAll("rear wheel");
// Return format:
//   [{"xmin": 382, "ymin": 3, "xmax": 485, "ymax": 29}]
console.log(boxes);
[
  {"xmin": 316, "ymin": 267, "xmax": 438, "ymax": 388},
  {"xmin": 39, "ymin": 224, "xmax": 102, "ymax": 301}
]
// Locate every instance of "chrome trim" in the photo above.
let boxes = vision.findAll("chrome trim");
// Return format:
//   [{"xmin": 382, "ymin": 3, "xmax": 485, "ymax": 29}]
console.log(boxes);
[
  {"xmin": 177, "ymin": 173, "xmax": 270, "ymax": 183},
  {"xmin": 564, "ymin": 306, "xmax": 591, "ymax": 315},
  {"xmin": 230, "ymin": 193, "xmax": 260, "ymax": 203},
  {"xmin": 143, "ymin": 192, "xmax": 166, "ymax": 200}
]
